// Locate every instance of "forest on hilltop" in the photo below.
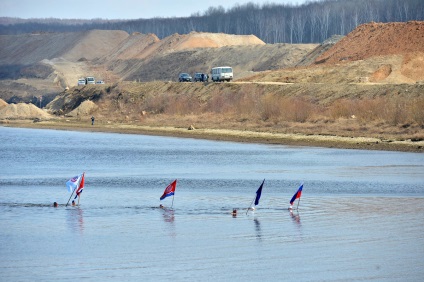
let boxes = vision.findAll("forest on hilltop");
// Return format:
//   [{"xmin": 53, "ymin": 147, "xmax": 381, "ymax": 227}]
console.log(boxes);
[{"xmin": 0, "ymin": 0, "xmax": 423, "ymax": 44}]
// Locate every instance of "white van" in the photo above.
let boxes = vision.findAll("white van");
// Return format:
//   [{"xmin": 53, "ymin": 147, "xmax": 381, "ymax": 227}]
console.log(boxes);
[
  {"xmin": 85, "ymin": 77, "xmax": 95, "ymax": 84},
  {"xmin": 77, "ymin": 78, "xmax": 86, "ymax": 86},
  {"xmin": 211, "ymin": 66, "xmax": 233, "ymax": 82}
]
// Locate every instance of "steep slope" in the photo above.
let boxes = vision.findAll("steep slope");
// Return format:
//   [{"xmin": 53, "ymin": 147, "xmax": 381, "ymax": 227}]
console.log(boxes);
[
  {"xmin": 0, "ymin": 30, "xmax": 129, "ymax": 65},
  {"xmin": 0, "ymin": 30, "xmax": 130, "ymax": 94},
  {"xmin": 315, "ymin": 21, "xmax": 424, "ymax": 64},
  {"xmin": 121, "ymin": 43, "xmax": 317, "ymax": 81},
  {"xmin": 244, "ymin": 21, "xmax": 424, "ymax": 84},
  {"xmin": 296, "ymin": 35, "xmax": 344, "ymax": 66},
  {"xmin": 102, "ymin": 31, "xmax": 313, "ymax": 81},
  {"xmin": 0, "ymin": 98, "xmax": 7, "ymax": 109},
  {"xmin": 100, "ymin": 32, "xmax": 160, "ymax": 61},
  {"xmin": 63, "ymin": 30, "xmax": 129, "ymax": 61}
]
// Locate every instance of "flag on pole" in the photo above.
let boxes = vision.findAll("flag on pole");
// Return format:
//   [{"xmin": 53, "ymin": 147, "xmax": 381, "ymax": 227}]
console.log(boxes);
[
  {"xmin": 160, "ymin": 180, "xmax": 177, "ymax": 200},
  {"xmin": 290, "ymin": 184, "xmax": 303, "ymax": 205},
  {"xmin": 66, "ymin": 174, "xmax": 83, "ymax": 192},
  {"xmin": 254, "ymin": 179, "xmax": 265, "ymax": 205},
  {"xmin": 74, "ymin": 173, "xmax": 85, "ymax": 199},
  {"xmin": 247, "ymin": 179, "xmax": 265, "ymax": 214}
]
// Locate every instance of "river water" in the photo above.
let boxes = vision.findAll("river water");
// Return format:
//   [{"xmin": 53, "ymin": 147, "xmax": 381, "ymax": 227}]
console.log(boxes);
[{"xmin": 1, "ymin": 126, "xmax": 423, "ymax": 281}]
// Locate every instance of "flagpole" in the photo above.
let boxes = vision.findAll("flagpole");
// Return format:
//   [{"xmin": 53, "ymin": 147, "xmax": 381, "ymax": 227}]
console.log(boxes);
[
  {"xmin": 246, "ymin": 197, "xmax": 255, "ymax": 215},
  {"xmin": 296, "ymin": 182, "xmax": 302, "ymax": 210},
  {"xmin": 80, "ymin": 172, "xmax": 85, "ymax": 206},
  {"xmin": 66, "ymin": 188, "xmax": 76, "ymax": 206}
]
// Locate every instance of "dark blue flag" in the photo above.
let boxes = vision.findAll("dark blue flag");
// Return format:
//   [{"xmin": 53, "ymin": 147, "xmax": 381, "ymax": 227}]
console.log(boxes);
[{"xmin": 254, "ymin": 179, "xmax": 265, "ymax": 205}]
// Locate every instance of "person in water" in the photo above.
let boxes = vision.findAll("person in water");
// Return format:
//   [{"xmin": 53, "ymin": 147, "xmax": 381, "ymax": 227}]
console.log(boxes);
[
  {"xmin": 53, "ymin": 202, "xmax": 58, "ymax": 207},
  {"xmin": 72, "ymin": 200, "xmax": 76, "ymax": 206},
  {"xmin": 159, "ymin": 204, "xmax": 164, "ymax": 209},
  {"xmin": 232, "ymin": 208, "xmax": 237, "ymax": 217}
]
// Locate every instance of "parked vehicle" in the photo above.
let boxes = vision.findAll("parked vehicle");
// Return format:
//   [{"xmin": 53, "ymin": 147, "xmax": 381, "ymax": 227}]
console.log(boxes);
[
  {"xmin": 194, "ymin": 72, "xmax": 208, "ymax": 82},
  {"xmin": 179, "ymin": 73, "xmax": 192, "ymax": 82},
  {"xmin": 85, "ymin": 77, "xmax": 95, "ymax": 84},
  {"xmin": 96, "ymin": 80, "xmax": 105, "ymax": 84},
  {"xmin": 211, "ymin": 66, "xmax": 233, "ymax": 82},
  {"xmin": 78, "ymin": 78, "xmax": 86, "ymax": 85}
]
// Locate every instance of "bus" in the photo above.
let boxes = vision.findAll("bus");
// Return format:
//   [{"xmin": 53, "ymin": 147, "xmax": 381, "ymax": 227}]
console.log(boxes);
[
  {"xmin": 211, "ymin": 66, "xmax": 233, "ymax": 82},
  {"xmin": 85, "ymin": 77, "xmax": 96, "ymax": 84}
]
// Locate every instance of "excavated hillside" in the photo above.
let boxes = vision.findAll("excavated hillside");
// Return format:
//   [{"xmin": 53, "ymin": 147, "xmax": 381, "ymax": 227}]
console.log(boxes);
[
  {"xmin": 99, "ymin": 31, "xmax": 313, "ymax": 82},
  {"xmin": 243, "ymin": 21, "xmax": 424, "ymax": 84},
  {"xmin": 0, "ymin": 30, "xmax": 129, "ymax": 65},
  {"xmin": 0, "ymin": 30, "xmax": 316, "ymax": 104},
  {"xmin": 100, "ymin": 33, "xmax": 160, "ymax": 61},
  {"xmin": 0, "ymin": 30, "xmax": 130, "ymax": 102},
  {"xmin": 315, "ymin": 21, "xmax": 424, "ymax": 64},
  {"xmin": 120, "ymin": 43, "xmax": 316, "ymax": 82}
]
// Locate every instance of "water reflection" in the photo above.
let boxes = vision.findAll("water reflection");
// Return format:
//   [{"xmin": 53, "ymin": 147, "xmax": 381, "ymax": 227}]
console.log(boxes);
[
  {"xmin": 162, "ymin": 209, "xmax": 175, "ymax": 223},
  {"xmin": 66, "ymin": 207, "xmax": 84, "ymax": 234},
  {"xmin": 289, "ymin": 210, "xmax": 301, "ymax": 225},
  {"xmin": 253, "ymin": 218, "xmax": 262, "ymax": 241},
  {"xmin": 161, "ymin": 209, "xmax": 176, "ymax": 238}
]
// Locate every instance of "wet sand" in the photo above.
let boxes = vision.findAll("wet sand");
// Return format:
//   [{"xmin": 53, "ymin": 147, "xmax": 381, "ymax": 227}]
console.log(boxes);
[{"xmin": 2, "ymin": 119, "xmax": 423, "ymax": 152}]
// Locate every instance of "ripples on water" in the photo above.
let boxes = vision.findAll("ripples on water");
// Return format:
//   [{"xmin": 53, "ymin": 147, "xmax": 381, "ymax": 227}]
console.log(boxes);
[{"xmin": 1, "ymin": 127, "xmax": 423, "ymax": 281}]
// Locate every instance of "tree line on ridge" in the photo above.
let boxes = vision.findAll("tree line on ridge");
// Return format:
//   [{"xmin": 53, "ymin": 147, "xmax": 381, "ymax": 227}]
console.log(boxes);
[{"xmin": 0, "ymin": 0, "xmax": 423, "ymax": 44}]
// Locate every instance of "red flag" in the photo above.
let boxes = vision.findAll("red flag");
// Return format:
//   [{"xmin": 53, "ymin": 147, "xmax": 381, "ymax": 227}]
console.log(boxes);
[
  {"xmin": 74, "ymin": 173, "xmax": 85, "ymax": 199},
  {"xmin": 160, "ymin": 180, "xmax": 177, "ymax": 200}
]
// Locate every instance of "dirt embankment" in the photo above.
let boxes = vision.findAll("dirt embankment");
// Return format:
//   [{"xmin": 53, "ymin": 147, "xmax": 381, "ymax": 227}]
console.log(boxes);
[
  {"xmin": 0, "ymin": 30, "xmax": 314, "ymax": 100},
  {"xmin": 0, "ymin": 102, "xmax": 52, "ymax": 120},
  {"xmin": 0, "ymin": 98, "xmax": 7, "ymax": 108},
  {"xmin": 245, "ymin": 21, "xmax": 424, "ymax": 84},
  {"xmin": 31, "ymin": 80, "xmax": 423, "ymax": 153},
  {"xmin": 99, "ymin": 31, "xmax": 314, "ymax": 81},
  {"xmin": 315, "ymin": 21, "xmax": 424, "ymax": 64},
  {"xmin": 0, "ymin": 30, "xmax": 129, "ymax": 65}
]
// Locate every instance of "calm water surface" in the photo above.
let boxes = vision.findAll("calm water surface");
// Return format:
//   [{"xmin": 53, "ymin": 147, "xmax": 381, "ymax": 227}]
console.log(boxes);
[{"xmin": 1, "ymin": 127, "xmax": 423, "ymax": 281}]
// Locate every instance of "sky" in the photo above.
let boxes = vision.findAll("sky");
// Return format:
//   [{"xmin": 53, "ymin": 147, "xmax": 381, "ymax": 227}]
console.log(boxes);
[{"xmin": 1, "ymin": 0, "xmax": 306, "ymax": 20}]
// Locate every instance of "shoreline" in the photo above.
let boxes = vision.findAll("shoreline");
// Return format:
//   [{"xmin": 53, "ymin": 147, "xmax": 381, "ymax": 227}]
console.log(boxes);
[{"xmin": 2, "ymin": 119, "xmax": 423, "ymax": 153}]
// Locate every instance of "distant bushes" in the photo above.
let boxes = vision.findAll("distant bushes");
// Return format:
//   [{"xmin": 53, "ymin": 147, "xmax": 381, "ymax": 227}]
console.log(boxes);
[
  {"xmin": 111, "ymin": 85, "xmax": 424, "ymax": 128},
  {"xmin": 326, "ymin": 96, "xmax": 424, "ymax": 126}
]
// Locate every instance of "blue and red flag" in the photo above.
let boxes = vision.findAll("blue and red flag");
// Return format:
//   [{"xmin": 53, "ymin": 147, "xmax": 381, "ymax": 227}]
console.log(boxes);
[
  {"xmin": 160, "ymin": 180, "xmax": 177, "ymax": 200},
  {"xmin": 290, "ymin": 184, "xmax": 303, "ymax": 205}
]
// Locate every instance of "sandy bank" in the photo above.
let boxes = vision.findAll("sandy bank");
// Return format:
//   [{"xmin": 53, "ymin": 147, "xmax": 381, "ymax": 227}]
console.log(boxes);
[{"xmin": 2, "ymin": 119, "xmax": 423, "ymax": 153}]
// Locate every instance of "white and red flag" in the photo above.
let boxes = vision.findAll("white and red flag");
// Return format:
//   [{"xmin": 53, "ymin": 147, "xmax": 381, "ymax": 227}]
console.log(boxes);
[{"xmin": 66, "ymin": 173, "xmax": 83, "ymax": 193}]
